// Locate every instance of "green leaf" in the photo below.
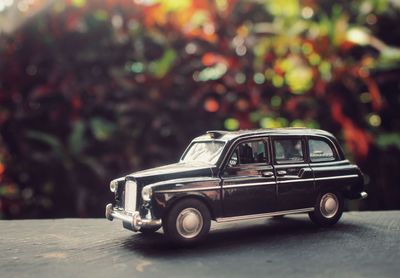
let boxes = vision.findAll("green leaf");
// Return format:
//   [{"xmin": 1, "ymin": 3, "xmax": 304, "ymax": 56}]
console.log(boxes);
[
  {"xmin": 376, "ymin": 133, "xmax": 400, "ymax": 150},
  {"xmin": 149, "ymin": 48, "xmax": 177, "ymax": 78},
  {"xmin": 265, "ymin": 0, "xmax": 300, "ymax": 18},
  {"xmin": 79, "ymin": 156, "xmax": 106, "ymax": 178},
  {"xmin": 374, "ymin": 47, "xmax": 400, "ymax": 70},
  {"xmin": 68, "ymin": 121, "xmax": 86, "ymax": 155},
  {"xmin": 27, "ymin": 130, "xmax": 63, "ymax": 157},
  {"xmin": 89, "ymin": 117, "xmax": 116, "ymax": 141},
  {"xmin": 72, "ymin": 0, "xmax": 86, "ymax": 8},
  {"xmin": 285, "ymin": 66, "xmax": 313, "ymax": 94}
]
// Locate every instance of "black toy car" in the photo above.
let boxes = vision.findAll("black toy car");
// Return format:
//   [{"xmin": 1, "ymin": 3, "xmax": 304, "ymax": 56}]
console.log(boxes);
[{"xmin": 106, "ymin": 128, "xmax": 367, "ymax": 244}]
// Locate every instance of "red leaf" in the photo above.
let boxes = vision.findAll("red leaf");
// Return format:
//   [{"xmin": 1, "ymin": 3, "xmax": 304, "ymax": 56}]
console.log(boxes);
[{"xmin": 202, "ymin": 53, "xmax": 228, "ymax": 66}]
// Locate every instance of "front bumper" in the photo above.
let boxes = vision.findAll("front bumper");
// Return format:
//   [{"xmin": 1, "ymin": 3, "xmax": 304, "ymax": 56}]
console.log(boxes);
[
  {"xmin": 105, "ymin": 203, "xmax": 162, "ymax": 232},
  {"xmin": 359, "ymin": 191, "xmax": 368, "ymax": 199},
  {"xmin": 346, "ymin": 191, "xmax": 368, "ymax": 200}
]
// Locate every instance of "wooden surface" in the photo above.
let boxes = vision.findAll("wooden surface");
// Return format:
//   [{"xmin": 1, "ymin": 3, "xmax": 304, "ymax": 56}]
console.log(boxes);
[{"xmin": 1, "ymin": 211, "xmax": 399, "ymax": 278}]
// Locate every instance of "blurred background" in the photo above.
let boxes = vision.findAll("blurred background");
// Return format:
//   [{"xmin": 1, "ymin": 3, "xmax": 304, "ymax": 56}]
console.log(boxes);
[{"xmin": 0, "ymin": 0, "xmax": 399, "ymax": 219}]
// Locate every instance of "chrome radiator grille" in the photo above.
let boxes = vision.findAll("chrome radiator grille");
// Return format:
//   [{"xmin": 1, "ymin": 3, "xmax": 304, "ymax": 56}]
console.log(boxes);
[{"xmin": 124, "ymin": 180, "xmax": 137, "ymax": 213}]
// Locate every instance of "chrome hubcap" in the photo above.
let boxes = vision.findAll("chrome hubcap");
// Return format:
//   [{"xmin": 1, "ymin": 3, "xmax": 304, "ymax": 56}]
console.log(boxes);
[
  {"xmin": 176, "ymin": 208, "xmax": 203, "ymax": 239},
  {"xmin": 320, "ymin": 193, "xmax": 339, "ymax": 218}
]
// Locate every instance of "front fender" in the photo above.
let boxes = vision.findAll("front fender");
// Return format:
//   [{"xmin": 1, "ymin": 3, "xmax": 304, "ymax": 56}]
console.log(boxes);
[{"xmin": 146, "ymin": 177, "xmax": 221, "ymax": 220}]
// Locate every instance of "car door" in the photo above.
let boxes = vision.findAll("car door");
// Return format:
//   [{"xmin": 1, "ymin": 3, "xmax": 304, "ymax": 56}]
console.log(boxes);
[
  {"xmin": 272, "ymin": 136, "xmax": 315, "ymax": 211},
  {"xmin": 308, "ymin": 136, "xmax": 361, "ymax": 195},
  {"xmin": 221, "ymin": 138, "xmax": 277, "ymax": 217}
]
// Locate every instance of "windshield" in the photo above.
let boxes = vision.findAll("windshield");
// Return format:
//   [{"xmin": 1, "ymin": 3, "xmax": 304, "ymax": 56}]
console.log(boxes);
[{"xmin": 181, "ymin": 141, "xmax": 225, "ymax": 164}]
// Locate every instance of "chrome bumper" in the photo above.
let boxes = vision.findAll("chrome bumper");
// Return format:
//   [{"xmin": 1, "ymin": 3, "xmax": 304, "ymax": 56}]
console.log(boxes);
[
  {"xmin": 360, "ymin": 191, "xmax": 368, "ymax": 199},
  {"xmin": 105, "ymin": 203, "xmax": 162, "ymax": 232},
  {"xmin": 352, "ymin": 191, "xmax": 368, "ymax": 200}
]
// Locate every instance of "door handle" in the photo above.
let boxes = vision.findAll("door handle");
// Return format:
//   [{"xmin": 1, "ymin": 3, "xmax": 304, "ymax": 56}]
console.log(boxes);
[
  {"xmin": 261, "ymin": 171, "xmax": 274, "ymax": 177},
  {"xmin": 277, "ymin": 170, "xmax": 287, "ymax": 176}
]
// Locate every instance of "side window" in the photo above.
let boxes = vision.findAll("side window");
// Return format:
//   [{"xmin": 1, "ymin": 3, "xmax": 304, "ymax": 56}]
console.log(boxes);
[
  {"xmin": 228, "ymin": 140, "xmax": 267, "ymax": 166},
  {"xmin": 309, "ymin": 139, "xmax": 335, "ymax": 162},
  {"xmin": 273, "ymin": 138, "xmax": 304, "ymax": 163}
]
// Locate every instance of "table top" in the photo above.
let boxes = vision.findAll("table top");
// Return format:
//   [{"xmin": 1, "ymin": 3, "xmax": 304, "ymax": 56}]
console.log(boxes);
[{"xmin": 1, "ymin": 211, "xmax": 399, "ymax": 278}]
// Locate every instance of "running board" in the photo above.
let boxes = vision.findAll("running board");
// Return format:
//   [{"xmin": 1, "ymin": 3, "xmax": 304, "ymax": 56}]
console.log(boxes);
[{"xmin": 216, "ymin": 207, "xmax": 314, "ymax": 223}]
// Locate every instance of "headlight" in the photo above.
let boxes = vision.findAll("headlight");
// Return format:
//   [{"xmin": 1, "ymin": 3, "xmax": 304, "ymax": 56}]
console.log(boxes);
[
  {"xmin": 141, "ymin": 186, "xmax": 152, "ymax": 201},
  {"xmin": 110, "ymin": 180, "xmax": 118, "ymax": 193}
]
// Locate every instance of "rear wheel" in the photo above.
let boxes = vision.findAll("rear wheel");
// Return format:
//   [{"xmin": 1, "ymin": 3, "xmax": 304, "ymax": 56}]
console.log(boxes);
[
  {"xmin": 163, "ymin": 198, "xmax": 211, "ymax": 245},
  {"xmin": 309, "ymin": 192, "xmax": 343, "ymax": 227}
]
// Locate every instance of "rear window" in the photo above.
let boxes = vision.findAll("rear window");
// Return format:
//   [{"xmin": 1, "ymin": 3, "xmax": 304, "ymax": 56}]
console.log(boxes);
[{"xmin": 308, "ymin": 139, "xmax": 335, "ymax": 162}]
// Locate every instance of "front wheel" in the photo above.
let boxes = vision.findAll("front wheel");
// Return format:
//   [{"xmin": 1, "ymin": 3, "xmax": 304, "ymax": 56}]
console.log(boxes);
[
  {"xmin": 163, "ymin": 198, "xmax": 211, "ymax": 245},
  {"xmin": 309, "ymin": 192, "xmax": 343, "ymax": 227}
]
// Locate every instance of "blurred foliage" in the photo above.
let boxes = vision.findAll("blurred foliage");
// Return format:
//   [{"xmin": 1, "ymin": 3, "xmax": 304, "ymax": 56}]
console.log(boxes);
[{"xmin": 0, "ymin": 0, "xmax": 400, "ymax": 218}]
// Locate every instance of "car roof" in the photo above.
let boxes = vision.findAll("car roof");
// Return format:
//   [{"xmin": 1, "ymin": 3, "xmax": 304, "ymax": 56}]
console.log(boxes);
[{"xmin": 193, "ymin": 128, "xmax": 336, "ymax": 142}]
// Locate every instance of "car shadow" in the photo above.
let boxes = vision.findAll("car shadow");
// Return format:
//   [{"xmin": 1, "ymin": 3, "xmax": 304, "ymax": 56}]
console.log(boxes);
[{"xmin": 120, "ymin": 215, "xmax": 367, "ymax": 257}]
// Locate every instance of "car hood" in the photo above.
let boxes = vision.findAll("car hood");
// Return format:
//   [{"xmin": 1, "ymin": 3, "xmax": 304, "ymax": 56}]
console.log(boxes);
[{"xmin": 126, "ymin": 162, "xmax": 214, "ymax": 186}]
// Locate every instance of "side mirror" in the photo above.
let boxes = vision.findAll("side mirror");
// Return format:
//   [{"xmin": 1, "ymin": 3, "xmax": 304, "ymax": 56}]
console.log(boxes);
[
  {"xmin": 229, "ymin": 157, "xmax": 238, "ymax": 167},
  {"xmin": 228, "ymin": 151, "xmax": 238, "ymax": 167},
  {"xmin": 224, "ymin": 150, "xmax": 239, "ymax": 176}
]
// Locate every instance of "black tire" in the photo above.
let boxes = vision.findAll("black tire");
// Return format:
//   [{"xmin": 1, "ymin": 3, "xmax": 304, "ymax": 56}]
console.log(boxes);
[
  {"xmin": 139, "ymin": 226, "xmax": 160, "ymax": 235},
  {"xmin": 163, "ymin": 198, "xmax": 211, "ymax": 245},
  {"xmin": 309, "ymin": 191, "xmax": 343, "ymax": 227}
]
